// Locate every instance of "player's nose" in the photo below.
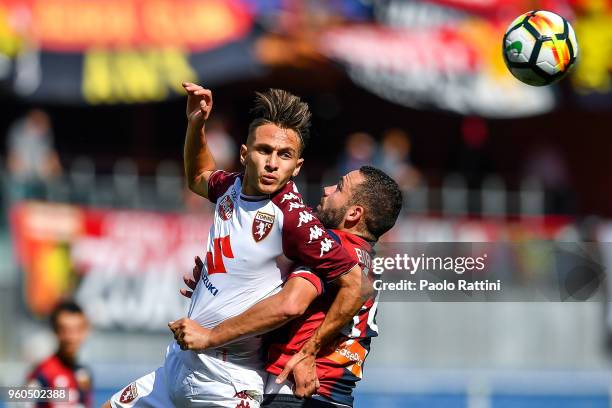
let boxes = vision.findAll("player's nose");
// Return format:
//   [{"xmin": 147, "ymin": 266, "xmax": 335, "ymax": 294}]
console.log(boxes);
[
  {"xmin": 322, "ymin": 185, "xmax": 334, "ymax": 196},
  {"xmin": 265, "ymin": 152, "xmax": 279, "ymax": 170}
]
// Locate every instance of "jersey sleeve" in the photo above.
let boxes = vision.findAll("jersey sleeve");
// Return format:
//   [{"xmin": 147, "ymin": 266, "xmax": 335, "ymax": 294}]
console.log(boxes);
[
  {"xmin": 26, "ymin": 366, "xmax": 49, "ymax": 388},
  {"xmin": 288, "ymin": 266, "xmax": 324, "ymax": 296},
  {"xmin": 275, "ymin": 183, "xmax": 358, "ymax": 284},
  {"xmin": 207, "ymin": 171, "xmax": 240, "ymax": 203}
]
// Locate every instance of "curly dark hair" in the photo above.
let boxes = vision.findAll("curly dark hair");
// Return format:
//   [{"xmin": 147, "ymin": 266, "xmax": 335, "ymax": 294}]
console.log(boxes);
[{"xmin": 352, "ymin": 166, "xmax": 403, "ymax": 240}]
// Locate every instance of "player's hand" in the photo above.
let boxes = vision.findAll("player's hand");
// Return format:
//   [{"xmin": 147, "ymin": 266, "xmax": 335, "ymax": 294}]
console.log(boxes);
[
  {"xmin": 180, "ymin": 256, "xmax": 203, "ymax": 298},
  {"xmin": 168, "ymin": 318, "xmax": 211, "ymax": 351},
  {"xmin": 182, "ymin": 82, "xmax": 213, "ymax": 127},
  {"xmin": 276, "ymin": 349, "xmax": 320, "ymax": 398}
]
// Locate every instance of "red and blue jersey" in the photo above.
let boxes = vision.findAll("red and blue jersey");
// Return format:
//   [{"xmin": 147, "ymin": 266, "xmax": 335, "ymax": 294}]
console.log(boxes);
[
  {"xmin": 27, "ymin": 354, "xmax": 93, "ymax": 408},
  {"xmin": 265, "ymin": 229, "xmax": 379, "ymax": 406}
]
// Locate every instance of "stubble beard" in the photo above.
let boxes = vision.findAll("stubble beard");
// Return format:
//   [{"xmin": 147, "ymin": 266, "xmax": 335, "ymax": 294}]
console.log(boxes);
[{"xmin": 316, "ymin": 204, "xmax": 347, "ymax": 230}]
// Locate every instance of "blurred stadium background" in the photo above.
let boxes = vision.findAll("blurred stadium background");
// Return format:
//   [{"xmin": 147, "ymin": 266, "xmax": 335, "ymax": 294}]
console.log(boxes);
[{"xmin": 1, "ymin": 0, "xmax": 612, "ymax": 406}]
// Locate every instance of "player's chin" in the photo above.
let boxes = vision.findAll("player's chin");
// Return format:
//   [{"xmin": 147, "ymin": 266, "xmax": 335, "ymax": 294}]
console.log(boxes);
[
  {"xmin": 257, "ymin": 181, "xmax": 281, "ymax": 195},
  {"xmin": 62, "ymin": 346, "xmax": 79, "ymax": 359}
]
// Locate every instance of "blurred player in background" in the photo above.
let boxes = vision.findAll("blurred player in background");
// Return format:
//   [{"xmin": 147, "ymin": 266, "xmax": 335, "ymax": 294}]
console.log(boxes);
[
  {"xmin": 27, "ymin": 301, "xmax": 92, "ymax": 407},
  {"xmin": 6, "ymin": 109, "xmax": 62, "ymax": 201},
  {"xmin": 105, "ymin": 84, "xmax": 365, "ymax": 408},
  {"xmin": 176, "ymin": 166, "xmax": 403, "ymax": 407}
]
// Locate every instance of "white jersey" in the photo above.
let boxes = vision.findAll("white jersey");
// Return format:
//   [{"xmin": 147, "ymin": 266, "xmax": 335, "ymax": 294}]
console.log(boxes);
[{"xmin": 187, "ymin": 171, "xmax": 357, "ymax": 360}]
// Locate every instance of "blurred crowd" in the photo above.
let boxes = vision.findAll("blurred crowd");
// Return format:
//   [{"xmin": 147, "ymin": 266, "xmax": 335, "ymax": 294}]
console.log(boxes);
[
  {"xmin": 5, "ymin": 110, "xmax": 62, "ymax": 201},
  {"xmin": 334, "ymin": 129, "xmax": 421, "ymax": 191},
  {"xmin": 0, "ymin": 108, "xmax": 576, "ymax": 219}
]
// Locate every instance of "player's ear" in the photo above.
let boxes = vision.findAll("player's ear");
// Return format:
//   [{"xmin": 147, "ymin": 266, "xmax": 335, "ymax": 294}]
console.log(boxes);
[
  {"xmin": 345, "ymin": 205, "xmax": 364, "ymax": 223},
  {"xmin": 292, "ymin": 158, "xmax": 304, "ymax": 177},
  {"xmin": 239, "ymin": 144, "xmax": 248, "ymax": 167}
]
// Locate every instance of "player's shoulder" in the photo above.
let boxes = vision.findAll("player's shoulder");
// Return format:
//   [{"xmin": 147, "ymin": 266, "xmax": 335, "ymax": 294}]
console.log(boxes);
[
  {"xmin": 270, "ymin": 181, "xmax": 323, "ymax": 235},
  {"xmin": 329, "ymin": 228, "xmax": 356, "ymax": 244},
  {"xmin": 29, "ymin": 355, "xmax": 61, "ymax": 380},
  {"xmin": 330, "ymin": 229, "xmax": 374, "ymax": 252},
  {"xmin": 208, "ymin": 170, "xmax": 242, "ymax": 203},
  {"xmin": 270, "ymin": 180, "xmax": 305, "ymax": 212},
  {"xmin": 37, "ymin": 354, "xmax": 61, "ymax": 370}
]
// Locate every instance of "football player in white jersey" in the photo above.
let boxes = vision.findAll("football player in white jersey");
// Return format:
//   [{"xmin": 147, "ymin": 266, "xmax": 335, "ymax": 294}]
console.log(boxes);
[
  {"xmin": 104, "ymin": 84, "xmax": 366, "ymax": 408},
  {"xmin": 175, "ymin": 166, "xmax": 403, "ymax": 408}
]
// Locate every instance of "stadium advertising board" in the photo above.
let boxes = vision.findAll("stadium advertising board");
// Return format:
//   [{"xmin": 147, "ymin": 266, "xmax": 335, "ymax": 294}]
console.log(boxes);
[
  {"xmin": 11, "ymin": 202, "xmax": 590, "ymax": 332},
  {"xmin": 570, "ymin": 0, "xmax": 612, "ymax": 107},
  {"xmin": 11, "ymin": 202, "xmax": 207, "ymax": 330},
  {"xmin": 320, "ymin": 0, "xmax": 557, "ymax": 117},
  {"xmin": 320, "ymin": 0, "xmax": 612, "ymax": 115},
  {"xmin": 0, "ymin": 0, "xmax": 263, "ymax": 104}
]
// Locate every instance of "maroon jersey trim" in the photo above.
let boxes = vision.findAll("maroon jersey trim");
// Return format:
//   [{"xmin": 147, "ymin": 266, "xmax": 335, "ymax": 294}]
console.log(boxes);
[{"xmin": 207, "ymin": 170, "xmax": 241, "ymax": 204}]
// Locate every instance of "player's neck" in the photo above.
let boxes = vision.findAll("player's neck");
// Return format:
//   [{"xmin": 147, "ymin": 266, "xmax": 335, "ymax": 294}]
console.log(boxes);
[
  {"xmin": 337, "ymin": 226, "xmax": 375, "ymax": 243},
  {"xmin": 240, "ymin": 183, "xmax": 267, "ymax": 197},
  {"xmin": 56, "ymin": 350, "xmax": 77, "ymax": 367},
  {"xmin": 241, "ymin": 171, "xmax": 265, "ymax": 196}
]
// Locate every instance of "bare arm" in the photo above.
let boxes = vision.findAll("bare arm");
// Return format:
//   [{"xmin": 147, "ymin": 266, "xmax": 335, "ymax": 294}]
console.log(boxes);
[
  {"xmin": 209, "ymin": 277, "xmax": 318, "ymax": 346},
  {"xmin": 170, "ymin": 275, "xmax": 319, "ymax": 351},
  {"xmin": 276, "ymin": 264, "xmax": 372, "ymax": 397},
  {"xmin": 182, "ymin": 82, "xmax": 216, "ymax": 198},
  {"xmin": 299, "ymin": 264, "xmax": 370, "ymax": 353}
]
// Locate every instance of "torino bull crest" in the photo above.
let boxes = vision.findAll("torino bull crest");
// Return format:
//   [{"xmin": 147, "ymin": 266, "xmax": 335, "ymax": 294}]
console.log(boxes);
[{"xmin": 252, "ymin": 211, "xmax": 274, "ymax": 242}]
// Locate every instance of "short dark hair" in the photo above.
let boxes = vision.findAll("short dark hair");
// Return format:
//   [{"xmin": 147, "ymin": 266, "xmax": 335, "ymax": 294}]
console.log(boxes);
[
  {"xmin": 50, "ymin": 301, "xmax": 84, "ymax": 330},
  {"xmin": 352, "ymin": 166, "xmax": 403, "ymax": 240},
  {"xmin": 248, "ymin": 89, "xmax": 311, "ymax": 154}
]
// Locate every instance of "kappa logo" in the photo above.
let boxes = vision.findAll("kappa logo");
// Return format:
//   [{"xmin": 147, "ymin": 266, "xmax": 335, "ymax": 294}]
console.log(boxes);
[
  {"xmin": 218, "ymin": 195, "xmax": 234, "ymax": 221},
  {"xmin": 280, "ymin": 192, "xmax": 299, "ymax": 203},
  {"xmin": 252, "ymin": 211, "xmax": 274, "ymax": 242},
  {"xmin": 288, "ymin": 202, "xmax": 305, "ymax": 212},
  {"xmin": 297, "ymin": 211, "xmax": 314, "ymax": 227},
  {"xmin": 308, "ymin": 225, "xmax": 325, "ymax": 243},
  {"xmin": 119, "ymin": 383, "xmax": 138, "ymax": 403},
  {"xmin": 320, "ymin": 237, "xmax": 334, "ymax": 257},
  {"xmin": 234, "ymin": 390, "xmax": 262, "ymax": 406},
  {"xmin": 234, "ymin": 391, "xmax": 254, "ymax": 400},
  {"xmin": 234, "ymin": 390, "xmax": 256, "ymax": 408}
]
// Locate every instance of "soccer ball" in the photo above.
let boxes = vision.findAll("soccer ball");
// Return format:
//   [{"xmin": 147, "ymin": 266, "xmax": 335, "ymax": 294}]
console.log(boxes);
[{"xmin": 502, "ymin": 10, "xmax": 578, "ymax": 86}]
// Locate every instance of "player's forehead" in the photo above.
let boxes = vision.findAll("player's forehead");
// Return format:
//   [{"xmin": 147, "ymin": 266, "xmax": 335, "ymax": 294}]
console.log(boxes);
[
  {"xmin": 56, "ymin": 311, "xmax": 87, "ymax": 327},
  {"xmin": 250, "ymin": 123, "xmax": 301, "ymax": 152},
  {"xmin": 343, "ymin": 170, "xmax": 365, "ymax": 190}
]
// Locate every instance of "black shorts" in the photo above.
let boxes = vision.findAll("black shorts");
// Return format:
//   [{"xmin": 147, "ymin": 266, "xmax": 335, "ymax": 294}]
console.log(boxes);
[{"xmin": 262, "ymin": 394, "xmax": 350, "ymax": 408}]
